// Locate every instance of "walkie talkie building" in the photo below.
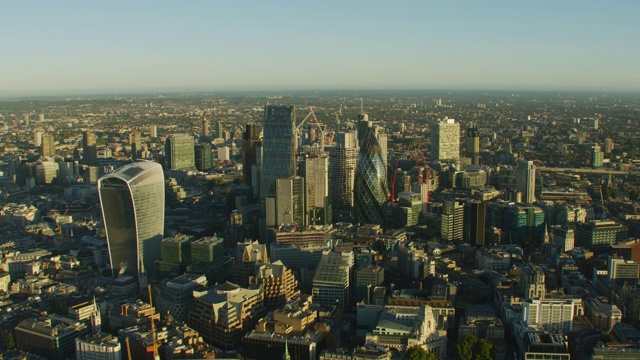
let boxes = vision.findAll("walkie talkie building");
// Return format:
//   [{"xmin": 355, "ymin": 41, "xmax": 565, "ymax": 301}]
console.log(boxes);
[
  {"xmin": 98, "ymin": 161, "xmax": 165, "ymax": 287},
  {"xmin": 354, "ymin": 130, "xmax": 389, "ymax": 225}
]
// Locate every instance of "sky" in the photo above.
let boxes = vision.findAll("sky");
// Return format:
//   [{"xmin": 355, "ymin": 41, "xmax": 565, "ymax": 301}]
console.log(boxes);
[{"xmin": 1, "ymin": 0, "xmax": 639, "ymax": 96}]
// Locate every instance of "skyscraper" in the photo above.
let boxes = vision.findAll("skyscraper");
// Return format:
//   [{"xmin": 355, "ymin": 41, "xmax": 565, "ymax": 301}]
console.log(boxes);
[
  {"xmin": 592, "ymin": 144, "xmax": 604, "ymax": 168},
  {"xmin": 431, "ymin": 118, "xmax": 460, "ymax": 161},
  {"xmin": 194, "ymin": 143, "xmax": 213, "ymax": 171},
  {"xmin": 131, "ymin": 131, "xmax": 142, "ymax": 161},
  {"xmin": 466, "ymin": 126, "xmax": 480, "ymax": 165},
  {"xmin": 242, "ymin": 124, "xmax": 262, "ymax": 187},
  {"xmin": 441, "ymin": 200, "xmax": 464, "ymax": 242},
  {"xmin": 165, "ymin": 134, "xmax": 195, "ymax": 170},
  {"xmin": 202, "ymin": 118, "xmax": 209, "ymax": 137},
  {"xmin": 83, "ymin": 131, "xmax": 97, "ymax": 166},
  {"xmin": 260, "ymin": 106, "xmax": 295, "ymax": 199},
  {"xmin": 98, "ymin": 161, "xmax": 165, "ymax": 287},
  {"xmin": 464, "ymin": 199, "xmax": 486, "ymax": 246},
  {"xmin": 515, "ymin": 159, "xmax": 536, "ymax": 203},
  {"xmin": 41, "ymin": 133, "xmax": 56, "ymax": 157},
  {"xmin": 301, "ymin": 149, "xmax": 330, "ymax": 226},
  {"xmin": 270, "ymin": 176, "xmax": 305, "ymax": 227},
  {"xmin": 354, "ymin": 129, "xmax": 389, "ymax": 225},
  {"xmin": 328, "ymin": 131, "xmax": 358, "ymax": 222}
]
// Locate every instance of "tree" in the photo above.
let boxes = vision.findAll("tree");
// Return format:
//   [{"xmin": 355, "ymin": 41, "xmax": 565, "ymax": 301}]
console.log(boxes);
[
  {"xmin": 456, "ymin": 334, "xmax": 476, "ymax": 360},
  {"xmin": 406, "ymin": 345, "xmax": 437, "ymax": 360},
  {"xmin": 475, "ymin": 338, "xmax": 493, "ymax": 360},
  {"xmin": 6, "ymin": 332, "xmax": 16, "ymax": 350}
]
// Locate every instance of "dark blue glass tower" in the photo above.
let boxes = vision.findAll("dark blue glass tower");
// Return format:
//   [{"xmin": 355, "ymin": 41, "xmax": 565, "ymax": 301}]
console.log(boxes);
[
  {"xmin": 260, "ymin": 106, "xmax": 296, "ymax": 199},
  {"xmin": 354, "ymin": 130, "xmax": 389, "ymax": 225}
]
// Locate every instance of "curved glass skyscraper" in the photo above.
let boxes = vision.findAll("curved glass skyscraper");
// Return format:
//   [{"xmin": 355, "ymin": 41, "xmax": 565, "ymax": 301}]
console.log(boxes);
[
  {"xmin": 354, "ymin": 130, "xmax": 389, "ymax": 225},
  {"xmin": 98, "ymin": 161, "xmax": 164, "ymax": 286}
]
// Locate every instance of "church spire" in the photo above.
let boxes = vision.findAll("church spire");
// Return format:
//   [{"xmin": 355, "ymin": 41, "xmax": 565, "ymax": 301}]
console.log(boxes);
[{"xmin": 283, "ymin": 338, "xmax": 291, "ymax": 360}]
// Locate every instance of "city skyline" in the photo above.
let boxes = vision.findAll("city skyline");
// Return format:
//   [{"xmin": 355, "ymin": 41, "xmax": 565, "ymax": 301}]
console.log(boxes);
[{"xmin": 1, "ymin": 0, "xmax": 640, "ymax": 96}]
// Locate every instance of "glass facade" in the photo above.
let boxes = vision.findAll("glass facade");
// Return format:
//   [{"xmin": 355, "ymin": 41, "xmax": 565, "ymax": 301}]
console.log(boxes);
[
  {"xmin": 98, "ymin": 161, "xmax": 165, "ymax": 284},
  {"xmin": 165, "ymin": 134, "xmax": 195, "ymax": 170},
  {"xmin": 260, "ymin": 106, "xmax": 295, "ymax": 199},
  {"xmin": 354, "ymin": 130, "xmax": 389, "ymax": 225}
]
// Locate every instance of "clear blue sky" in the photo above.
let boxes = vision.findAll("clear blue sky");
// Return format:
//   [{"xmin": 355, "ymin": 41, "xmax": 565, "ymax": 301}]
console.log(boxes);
[{"xmin": 1, "ymin": 0, "xmax": 639, "ymax": 95}]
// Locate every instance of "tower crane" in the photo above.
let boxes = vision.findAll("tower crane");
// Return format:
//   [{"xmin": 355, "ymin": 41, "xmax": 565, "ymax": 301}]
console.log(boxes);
[
  {"xmin": 391, "ymin": 160, "xmax": 400, "ymax": 205},
  {"xmin": 147, "ymin": 285, "xmax": 160, "ymax": 360}
]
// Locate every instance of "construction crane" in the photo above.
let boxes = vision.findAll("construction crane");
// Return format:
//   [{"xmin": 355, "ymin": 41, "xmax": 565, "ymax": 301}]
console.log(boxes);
[
  {"xmin": 125, "ymin": 337, "xmax": 133, "ymax": 360},
  {"xmin": 309, "ymin": 107, "xmax": 327, "ymax": 152},
  {"xmin": 293, "ymin": 107, "xmax": 316, "ymax": 151},
  {"xmin": 147, "ymin": 285, "xmax": 160, "ymax": 360},
  {"xmin": 420, "ymin": 151, "xmax": 431, "ymax": 204}
]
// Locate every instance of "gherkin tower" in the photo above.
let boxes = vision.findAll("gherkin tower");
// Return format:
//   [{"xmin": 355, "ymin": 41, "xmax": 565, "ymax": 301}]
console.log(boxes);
[{"xmin": 354, "ymin": 130, "xmax": 389, "ymax": 225}]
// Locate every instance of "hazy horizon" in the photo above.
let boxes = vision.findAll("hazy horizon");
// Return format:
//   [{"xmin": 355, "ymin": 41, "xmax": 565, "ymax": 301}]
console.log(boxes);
[{"xmin": 2, "ymin": 0, "xmax": 639, "ymax": 97}]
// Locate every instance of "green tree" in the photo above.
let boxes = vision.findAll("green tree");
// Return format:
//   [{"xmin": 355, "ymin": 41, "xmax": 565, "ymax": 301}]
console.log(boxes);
[
  {"xmin": 475, "ymin": 338, "xmax": 493, "ymax": 360},
  {"xmin": 456, "ymin": 334, "xmax": 476, "ymax": 360},
  {"xmin": 6, "ymin": 332, "xmax": 16, "ymax": 350},
  {"xmin": 629, "ymin": 188, "xmax": 640, "ymax": 201},
  {"xmin": 406, "ymin": 345, "xmax": 437, "ymax": 360}
]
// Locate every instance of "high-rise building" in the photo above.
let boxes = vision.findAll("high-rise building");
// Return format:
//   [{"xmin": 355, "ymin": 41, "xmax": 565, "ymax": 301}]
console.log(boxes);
[
  {"xmin": 515, "ymin": 159, "xmax": 536, "ymax": 204},
  {"xmin": 202, "ymin": 118, "xmax": 209, "ymax": 137},
  {"xmin": 592, "ymin": 144, "xmax": 604, "ymax": 168},
  {"xmin": 354, "ymin": 129, "xmax": 389, "ymax": 225},
  {"xmin": 549, "ymin": 225, "xmax": 575, "ymax": 252},
  {"xmin": 41, "ymin": 133, "xmax": 56, "ymax": 157},
  {"xmin": 266, "ymin": 176, "xmax": 305, "ymax": 227},
  {"xmin": 464, "ymin": 199, "xmax": 486, "ymax": 246},
  {"xmin": 165, "ymin": 134, "xmax": 195, "ymax": 170},
  {"xmin": 328, "ymin": 131, "xmax": 358, "ymax": 222},
  {"xmin": 301, "ymin": 150, "xmax": 331, "ymax": 225},
  {"xmin": 35, "ymin": 159, "xmax": 59, "ymax": 184},
  {"xmin": 260, "ymin": 106, "xmax": 295, "ymax": 199},
  {"xmin": 34, "ymin": 130, "xmax": 43, "ymax": 146},
  {"xmin": 466, "ymin": 126, "xmax": 480, "ymax": 165},
  {"xmin": 604, "ymin": 138, "xmax": 614, "ymax": 154},
  {"xmin": 98, "ymin": 161, "xmax": 165, "ymax": 287},
  {"xmin": 130, "ymin": 131, "xmax": 142, "ymax": 161},
  {"xmin": 194, "ymin": 143, "xmax": 213, "ymax": 171},
  {"xmin": 441, "ymin": 200, "xmax": 464, "ymax": 242},
  {"xmin": 607, "ymin": 256, "xmax": 639, "ymax": 282},
  {"xmin": 83, "ymin": 131, "xmax": 97, "ymax": 166},
  {"xmin": 150, "ymin": 125, "xmax": 157, "ymax": 138},
  {"xmin": 431, "ymin": 118, "xmax": 460, "ymax": 161},
  {"xmin": 242, "ymin": 124, "xmax": 262, "ymax": 188},
  {"xmin": 312, "ymin": 250, "xmax": 354, "ymax": 311}
]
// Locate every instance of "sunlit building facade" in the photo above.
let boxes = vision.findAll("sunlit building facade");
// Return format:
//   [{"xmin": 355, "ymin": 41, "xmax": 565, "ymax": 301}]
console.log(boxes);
[{"xmin": 260, "ymin": 105, "xmax": 295, "ymax": 199}]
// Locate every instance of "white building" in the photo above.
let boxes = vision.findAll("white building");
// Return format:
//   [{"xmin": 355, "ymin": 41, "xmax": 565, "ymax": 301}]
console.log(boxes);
[
  {"xmin": 431, "ymin": 117, "xmax": 460, "ymax": 161},
  {"xmin": 75, "ymin": 333, "xmax": 122, "ymax": 360},
  {"xmin": 522, "ymin": 298, "xmax": 579, "ymax": 332}
]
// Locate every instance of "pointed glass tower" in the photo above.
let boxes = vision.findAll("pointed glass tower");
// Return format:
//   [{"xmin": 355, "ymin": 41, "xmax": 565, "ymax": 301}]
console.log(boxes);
[{"xmin": 354, "ymin": 129, "xmax": 389, "ymax": 225}]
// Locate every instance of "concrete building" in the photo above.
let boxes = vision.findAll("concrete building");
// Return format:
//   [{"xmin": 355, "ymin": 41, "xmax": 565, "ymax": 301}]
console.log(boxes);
[
  {"xmin": 513, "ymin": 323, "xmax": 570, "ymax": 360},
  {"xmin": 41, "ymin": 133, "xmax": 56, "ymax": 157},
  {"xmin": 260, "ymin": 105, "xmax": 296, "ymax": 199},
  {"xmin": 520, "ymin": 265, "xmax": 546, "ymax": 300},
  {"xmin": 550, "ymin": 225, "xmax": 575, "ymax": 252},
  {"xmin": 35, "ymin": 159, "xmax": 59, "ymax": 184},
  {"xmin": 188, "ymin": 282, "xmax": 266, "ymax": 350},
  {"xmin": 575, "ymin": 221, "xmax": 628, "ymax": 255},
  {"xmin": 242, "ymin": 124, "xmax": 262, "ymax": 191},
  {"xmin": 584, "ymin": 296, "xmax": 622, "ymax": 332},
  {"xmin": 15, "ymin": 316, "xmax": 84, "ymax": 360},
  {"xmin": 355, "ymin": 265, "xmax": 384, "ymax": 303},
  {"xmin": 522, "ymin": 298, "xmax": 579, "ymax": 332},
  {"xmin": 312, "ymin": 250, "xmax": 354, "ymax": 311},
  {"xmin": 75, "ymin": 333, "xmax": 122, "ymax": 360},
  {"xmin": 441, "ymin": 200, "xmax": 464, "ymax": 242},
  {"xmin": 592, "ymin": 144, "xmax": 604, "ymax": 168},
  {"xmin": 431, "ymin": 117, "xmax": 460, "ymax": 161},
  {"xmin": 515, "ymin": 159, "xmax": 536, "ymax": 204},
  {"xmin": 466, "ymin": 126, "xmax": 480, "ymax": 165},
  {"xmin": 249, "ymin": 260, "xmax": 300, "ymax": 309},
  {"xmin": 155, "ymin": 273, "xmax": 207, "ymax": 323},
  {"xmin": 301, "ymin": 150, "xmax": 331, "ymax": 226}
]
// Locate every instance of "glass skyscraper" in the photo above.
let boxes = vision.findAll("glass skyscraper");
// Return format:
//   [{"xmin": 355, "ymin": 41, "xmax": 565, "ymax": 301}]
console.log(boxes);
[
  {"xmin": 165, "ymin": 134, "xmax": 195, "ymax": 170},
  {"xmin": 260, "ymin": 106, "xmax": 295, "ymax": 199},
  {"xmin": 98, "ymin": 160, "xmax": 165, "ymax": 287},
  {"xmin": 354, "ymin": 130, "xmax": 389, "ymax": 225}
]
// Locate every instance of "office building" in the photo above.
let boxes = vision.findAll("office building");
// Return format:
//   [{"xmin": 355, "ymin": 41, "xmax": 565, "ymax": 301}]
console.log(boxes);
[
  {"xmin": 83, "ymin": 131, "xmax": 98, "ymax": 166},
  {"xmin": 464, "ymin": 199, "xmax": 486, "ymax": 246},
  {"xmin": 249, "ymin": 260, "xmax": 300, "ymax": 309},
  {"xmin": 130, "ymin": 131, "xmax": 142, "ymax": 161},
  {"xmin": 260, "ymin": 105, "xmax": 296, "ymax": 199},
  {"xmin": 431, "ymin": 117, "xmax": 460, "ymax": 161},
  {"xmin": 194, "ymin": 143, "xmax": 213, "ymax": 171},
  {"xmin": 156, "ymin": 273, "xmax": 207, "ymax": 323},
  {"xmin": 41, "ymin": 133, "xmax": 56, "ymax": 157},
  {"xmin": 156, "ymin": 233, "xmax": 194, "ymax": 276},
  {"xmin": 98, "ymin": 161, "xmax": 165, "ymax": 286},
  {"xmin": 486, "ymin": 201, "xmax": 545, "ymax": 245},
  {"xmin": 328, "ymin": 131, "xmax": 358, "ymax": 222},
  {"xmin": 584, "ymin": 297, "xmax": 622, "ymax": 332},
  {"xmin": 242, "ymin": 124, "xmax": 262, "ymax": 188},
  {"xmin": 202, "ymin": 118, "xmax": 209, "ymax": 137},
  {"xmin": 75, "ymin": 333, "xmax": 122, "ymax": 360},
  {"xmin": 165, "ymin": 134, "xmax": 195, "ymax": 170},
  {"xmin": 301, "ymin": 150, "xmax": 331, "ymax": 225},
  {"xmin": 35, "ymin": 159, "xmax": 59, "ymax": 184},
  {"xmin": 355, "ymin": 265, "xmax": 384, "ymax": 303},
  {"xmin": 354, "ymin": 129, "xmax": 389, "ymax": 225},
  {"xmin": 513, "ymin": 324, "xmax": 570, "ymax": 360},
  {"xmin": 575, "ymin": 221, "xmax": 628, "ymax": 255},
  {"xmin": 150, "ymin": 125, "xmax": 157, "ymax": 137},
  {"xmin": 520, "ymin": 265, "xmax": 546, "ymax": 299},
  {"xmin": 312, "ymin": 250, "xmax": 354, "ymax": 311},
  {"xmin": 396, "ymin": 191, "xmax": 422, "ymax": 227},
  {"xmin": 265, "ymin": 176, "xmax": 305, "ymax": 227},
  {"xmin": 608, "ymin": 256, "xmax": 639, "ymax": 282},
  {"xmin": 604, "ymin": 138, "xmax": 614, "ymax": 154},
  {"xmin": 522, "ymin": 298, "xmax": 578, "ymax": 332},
  {"xmin": 515, "ymin": 159, "xmax": 536, "ymax": 203},
  {"xmin": 15, "ymin": 317, "xmax": 82, "ymax": 360},
  {"xmin": 466, "ymin": 126, "xmax": 480, "ymax": 165},
  {"xmin": 441, "ymin": 200, "xmax": 464, "ymax": 242},
  {"xmin": 188, "ymin": 282, "xmax": 266, "ymax": 350},
  {"xmin": 592, "ymin": 144, "xmax": 604, "ymax": 168}
]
